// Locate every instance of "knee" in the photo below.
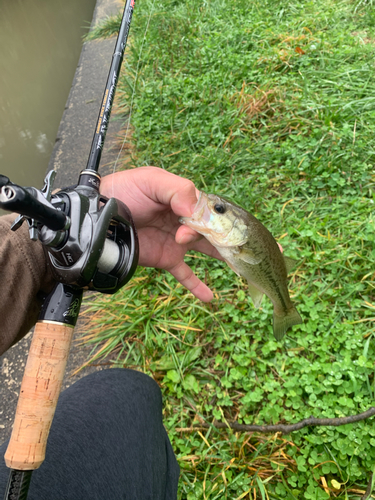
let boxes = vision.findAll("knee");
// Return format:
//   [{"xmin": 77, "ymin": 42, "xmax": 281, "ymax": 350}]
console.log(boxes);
[{"xmin": 60, "ymin": 368, "xmax": 163, "ymax": 415}]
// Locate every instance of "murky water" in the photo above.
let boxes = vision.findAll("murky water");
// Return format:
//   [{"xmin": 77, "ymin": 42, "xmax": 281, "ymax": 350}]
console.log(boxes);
[{"xmin": 0, "ymin": 0, "xmax": 96, "ymax": 189}]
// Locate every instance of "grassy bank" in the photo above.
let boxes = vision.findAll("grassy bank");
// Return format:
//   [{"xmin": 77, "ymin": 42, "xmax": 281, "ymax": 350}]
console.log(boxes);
[{"xmin": 85, "ymin": 0, "xmax": 375, "ymax": 498}]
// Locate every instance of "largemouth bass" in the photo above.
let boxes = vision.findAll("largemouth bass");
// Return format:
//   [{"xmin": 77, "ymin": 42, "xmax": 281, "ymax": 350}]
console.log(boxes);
[{"xmin": 180, "ymin": 192, "xmax": 302, "ymax": 340}]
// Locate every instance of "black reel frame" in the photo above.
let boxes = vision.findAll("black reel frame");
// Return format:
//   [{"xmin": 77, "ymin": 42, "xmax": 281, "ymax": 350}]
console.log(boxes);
[{"xmin": 0, "ymin": 170, "xmax": 138, "ymax": 295}]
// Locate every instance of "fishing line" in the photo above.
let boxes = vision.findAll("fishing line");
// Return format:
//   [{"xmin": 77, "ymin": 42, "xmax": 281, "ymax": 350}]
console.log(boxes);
[{"xmin": 110, "ymin": 0, "xmax": 157, "ymax": 193}]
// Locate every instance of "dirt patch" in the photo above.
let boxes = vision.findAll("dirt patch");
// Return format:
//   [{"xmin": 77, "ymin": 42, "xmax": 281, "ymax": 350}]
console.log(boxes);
[{"xmin": 351, "ymin": 31, "xmax": 375, "ymax": 44}]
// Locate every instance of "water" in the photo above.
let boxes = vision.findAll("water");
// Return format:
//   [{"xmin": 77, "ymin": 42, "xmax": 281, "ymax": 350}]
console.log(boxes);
[{"xmin": 0, "ymin": 0, "xmax": 96, "ymax": 189}]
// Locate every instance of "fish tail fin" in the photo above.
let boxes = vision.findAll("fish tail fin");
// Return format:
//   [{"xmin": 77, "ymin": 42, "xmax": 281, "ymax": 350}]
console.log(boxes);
[{"xmin": 273, "ymin": 307, "xmax": 302, "ymax": 341}]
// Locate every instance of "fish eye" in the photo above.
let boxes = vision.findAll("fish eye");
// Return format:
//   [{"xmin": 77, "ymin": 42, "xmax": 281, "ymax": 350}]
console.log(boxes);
[{"xmin": 214, "ymin": 203, "xmax": 226, "ymax": 214}]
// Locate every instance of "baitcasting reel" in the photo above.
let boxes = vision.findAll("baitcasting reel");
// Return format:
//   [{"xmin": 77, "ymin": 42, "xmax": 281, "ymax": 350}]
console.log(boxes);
[{"xmin": 0, "ymin": 169, "xmax": 139, "ymax": 293}]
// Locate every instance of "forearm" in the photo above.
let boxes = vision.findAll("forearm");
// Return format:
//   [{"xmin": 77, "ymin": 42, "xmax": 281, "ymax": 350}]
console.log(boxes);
[{"xmin": 0, "ymin": 214, "xmax": 54, "ymax": 356}]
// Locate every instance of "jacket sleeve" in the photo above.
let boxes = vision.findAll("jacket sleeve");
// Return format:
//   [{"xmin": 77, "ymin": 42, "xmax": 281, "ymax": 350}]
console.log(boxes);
[{"xmin": 0, "ymin": 214, "xmax": 55, "ymax": 356}]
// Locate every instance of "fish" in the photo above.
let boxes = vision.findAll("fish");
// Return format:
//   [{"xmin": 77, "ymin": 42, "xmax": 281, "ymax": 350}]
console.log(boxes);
[{"xmin": 179, "ymin": 192, "xmax": 302, "ymax": 340}]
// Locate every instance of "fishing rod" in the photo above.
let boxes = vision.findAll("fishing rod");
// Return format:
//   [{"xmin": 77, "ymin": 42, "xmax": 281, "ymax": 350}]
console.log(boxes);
[{"xmin": 0, "ymin": 1, "xmax": 137, "ymax": 498}]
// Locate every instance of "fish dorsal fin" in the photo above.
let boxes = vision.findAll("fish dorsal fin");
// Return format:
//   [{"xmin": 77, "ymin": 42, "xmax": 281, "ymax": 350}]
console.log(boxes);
[
  {"xmin": 283, "ymin": 256, "xmax": 297, "ymax": 274},
  {"xmin": 237, "ymin": 247, "xmax": 263, "ymax": 265},
  {"xmin": 247, "ymin": 282, "xmax": 263, "ymax": 308}
]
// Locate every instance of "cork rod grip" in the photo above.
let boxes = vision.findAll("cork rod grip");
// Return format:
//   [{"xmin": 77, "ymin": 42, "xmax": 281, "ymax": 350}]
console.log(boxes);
[{"xmin": 4, "ymin": 321, "xmax": 74, "ymax": 470}]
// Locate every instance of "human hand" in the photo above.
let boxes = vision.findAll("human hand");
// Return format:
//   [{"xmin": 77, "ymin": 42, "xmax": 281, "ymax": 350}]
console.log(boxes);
[{"xmin": 100, "ymin": 167, "xmax": 222, "ymax": 302}]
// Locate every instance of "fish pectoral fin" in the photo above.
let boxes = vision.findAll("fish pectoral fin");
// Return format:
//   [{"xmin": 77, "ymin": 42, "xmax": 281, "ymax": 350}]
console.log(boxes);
[
  {"xmin": 283, "ymin": 256, "xmax": 297, "ymax": 274},
  {"xmin": 225, "ymin": 259, "xmax": 241, "ymax": 276},
  {"xmin": 247, "ymin": 282, "xmax": 264, "ymax": 308},
  {"xmin": 237, "ymin": 247, "xmax": 263, "ymax": 265}
]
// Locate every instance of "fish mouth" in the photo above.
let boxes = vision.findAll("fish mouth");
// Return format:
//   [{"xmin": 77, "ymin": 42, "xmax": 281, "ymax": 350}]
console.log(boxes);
[
  {"xmin": 193, "ymin": 192, "xmax": 212, "ymax": 222},
  {"xmin": 179, "ymin": 191, "xmax": 211, "ymax": 231}
]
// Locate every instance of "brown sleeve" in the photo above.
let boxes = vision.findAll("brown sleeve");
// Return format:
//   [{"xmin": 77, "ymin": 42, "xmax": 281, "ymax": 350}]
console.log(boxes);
[{"xmin": 0, "ymin": 214, "xmax": 55, "ymax": 356}]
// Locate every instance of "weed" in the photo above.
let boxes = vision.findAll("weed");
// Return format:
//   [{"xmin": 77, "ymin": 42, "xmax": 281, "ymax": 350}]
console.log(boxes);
[{"xmin": 83, "ymin": 0, "xmax": 375, "ymax": 497}]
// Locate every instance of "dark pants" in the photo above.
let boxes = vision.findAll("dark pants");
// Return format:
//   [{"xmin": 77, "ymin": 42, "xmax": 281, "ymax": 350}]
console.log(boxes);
[{"xmin": 0, "ymin": 369, "xmax": 179, "ymax": 500}]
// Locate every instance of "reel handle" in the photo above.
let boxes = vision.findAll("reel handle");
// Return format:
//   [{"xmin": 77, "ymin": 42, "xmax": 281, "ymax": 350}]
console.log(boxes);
[{"xmin": 0, "ymin": 183, "xmax": 69, "ymax": 232}]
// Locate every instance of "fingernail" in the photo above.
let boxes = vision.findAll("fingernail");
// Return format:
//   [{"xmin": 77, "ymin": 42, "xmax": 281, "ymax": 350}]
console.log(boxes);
[{"xmin": 177, "ymin": 233, "xmax": 195, "ymax": 245}]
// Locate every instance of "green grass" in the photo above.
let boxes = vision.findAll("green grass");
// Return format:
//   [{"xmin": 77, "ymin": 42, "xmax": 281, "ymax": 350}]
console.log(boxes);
[{"xmin": 82, "ymin": 0, "xmax": 375, "ymax": 497}]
